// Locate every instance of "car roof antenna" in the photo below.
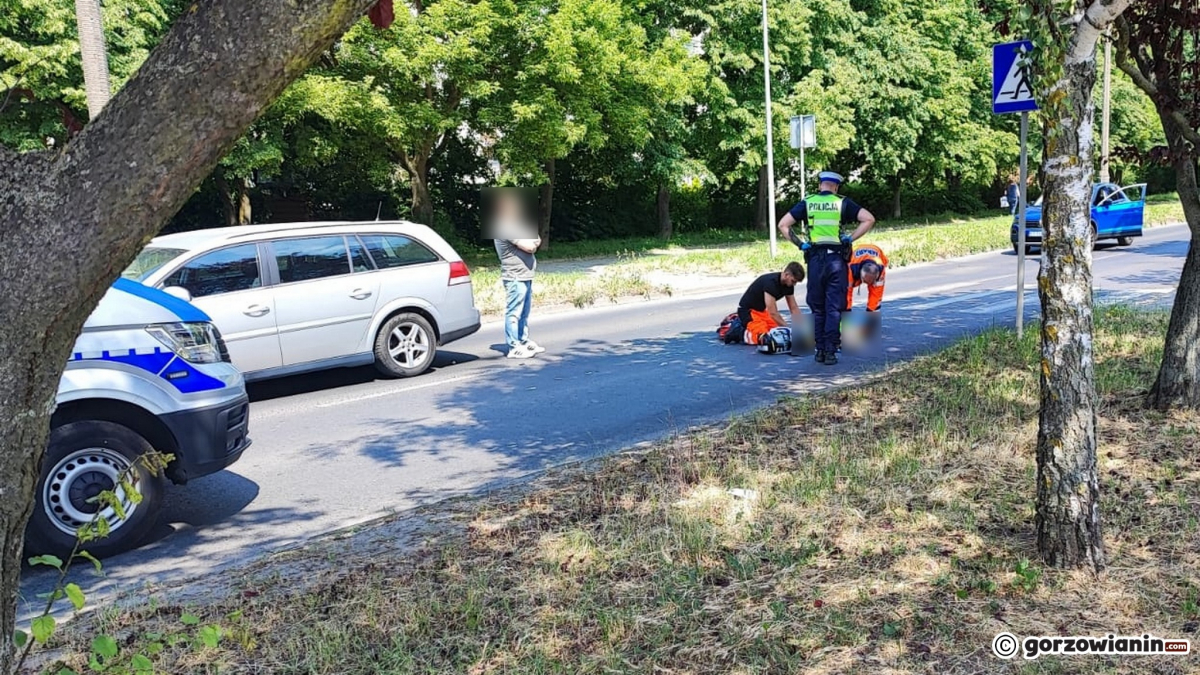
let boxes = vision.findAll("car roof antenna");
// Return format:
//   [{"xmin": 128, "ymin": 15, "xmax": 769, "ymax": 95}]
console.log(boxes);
[{"xmin": 375, "ymin": 201, "xmax": 383, "ymax": 221}]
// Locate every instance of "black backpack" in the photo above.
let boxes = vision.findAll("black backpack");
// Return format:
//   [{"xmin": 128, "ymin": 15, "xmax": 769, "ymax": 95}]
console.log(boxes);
[{"xmin": 717, "ymin": 313, "xmax": 745, "ymax": 344}]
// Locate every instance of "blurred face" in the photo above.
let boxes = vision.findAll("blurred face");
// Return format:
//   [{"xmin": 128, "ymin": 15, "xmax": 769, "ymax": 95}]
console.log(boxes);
[
  {"xmin": 820, "ymin": 180, "xmax": 840, "ymax": 193},
  {"xmin": 861, "ymin": 267, "xmax": 880, "ymax": 285},
  {"xmin": 781, "ymin": 270, "xmax": 797, "ymax": 287}
]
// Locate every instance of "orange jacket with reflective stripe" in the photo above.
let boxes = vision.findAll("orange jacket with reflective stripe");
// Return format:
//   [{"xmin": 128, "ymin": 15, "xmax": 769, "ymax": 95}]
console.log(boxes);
[{"xmin": 847, "ymin": 245, "xmax": 888, "ymax": 311}]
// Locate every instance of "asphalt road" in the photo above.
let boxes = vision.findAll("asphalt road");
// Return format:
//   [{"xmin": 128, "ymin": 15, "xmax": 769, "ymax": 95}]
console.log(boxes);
[{"xmin": 17, "ymin": 223, "xmax": 1188, "ymax": 619}]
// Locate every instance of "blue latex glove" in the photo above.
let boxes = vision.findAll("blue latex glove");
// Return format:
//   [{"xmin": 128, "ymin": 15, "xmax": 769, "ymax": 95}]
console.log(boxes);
[
  {"xmin": 800, "ymin": 242, "xmax": 812, "ymax": 252},
  {"xmin": 840, "ymin": 234, "xmax": 853, "ymax": 246}
]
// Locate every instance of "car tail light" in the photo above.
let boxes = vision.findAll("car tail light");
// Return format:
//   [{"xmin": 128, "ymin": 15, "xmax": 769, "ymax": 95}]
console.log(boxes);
[{"xmin": 449, "ymin": 260, "xmax": 471, "ymax": 286}]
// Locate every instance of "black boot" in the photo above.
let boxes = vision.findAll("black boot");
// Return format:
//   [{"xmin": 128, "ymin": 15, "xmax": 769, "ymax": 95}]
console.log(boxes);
[
  {"xmin": 814, "ymin": 350, "xmax": 827, "ymax": 364},
  {"xmin": 823, "ymin": 350, "xmax": 839, "ymax": 365}
]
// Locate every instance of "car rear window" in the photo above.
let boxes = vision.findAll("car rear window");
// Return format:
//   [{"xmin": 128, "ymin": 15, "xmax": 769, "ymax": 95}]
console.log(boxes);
[{"xmin": 360, "ymin": 234, "xmax": 440, "ymax": 269}]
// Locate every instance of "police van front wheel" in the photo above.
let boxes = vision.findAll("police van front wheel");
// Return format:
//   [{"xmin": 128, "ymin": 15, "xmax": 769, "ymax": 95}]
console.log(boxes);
[{"xmin": 25, "ymin": 421, "xmax": 165, "ymax": 560}]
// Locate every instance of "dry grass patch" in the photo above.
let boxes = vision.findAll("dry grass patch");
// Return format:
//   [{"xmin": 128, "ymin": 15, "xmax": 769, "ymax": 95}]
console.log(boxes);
[{"xmin": 29, "ymin": 306, "xmax": 1200, "ymax": 675}]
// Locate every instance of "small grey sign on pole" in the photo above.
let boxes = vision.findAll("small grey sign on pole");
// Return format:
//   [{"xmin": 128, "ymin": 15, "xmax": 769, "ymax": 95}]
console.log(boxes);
[
  {"xmin": 993, "ymin": 41, "xmax": 1037, "ymax": 338},
  {"xmin": 790, "ymin": 115, "xmax": 815, "ymax": 198}
]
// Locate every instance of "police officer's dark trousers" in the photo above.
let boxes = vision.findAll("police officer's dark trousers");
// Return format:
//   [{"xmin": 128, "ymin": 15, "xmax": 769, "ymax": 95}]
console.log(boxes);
[{"xmin": 805, "ymin": 246, "xmax": 848, "ymax": 353}]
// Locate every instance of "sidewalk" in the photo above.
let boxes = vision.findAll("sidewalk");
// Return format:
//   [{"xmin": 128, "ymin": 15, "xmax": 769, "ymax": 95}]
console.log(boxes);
[{"xmin": 478, "ymin": 256, "xmax": 759, "ymax": 324}]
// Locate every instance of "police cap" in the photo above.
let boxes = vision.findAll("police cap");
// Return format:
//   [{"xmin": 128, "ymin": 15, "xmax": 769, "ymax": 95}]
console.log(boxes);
[{"xmin": 818, "ymin": 171, "xmax": 844, "ymax": 185}]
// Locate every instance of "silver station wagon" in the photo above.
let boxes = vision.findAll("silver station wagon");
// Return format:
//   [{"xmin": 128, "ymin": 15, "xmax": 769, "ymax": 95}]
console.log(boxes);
[{"xmin": 123, "ymin": 221, "xmax": 481, "ymax": 381}]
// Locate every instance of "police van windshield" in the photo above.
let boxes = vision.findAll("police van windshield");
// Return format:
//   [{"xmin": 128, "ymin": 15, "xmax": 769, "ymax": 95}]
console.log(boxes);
[{"xmin": 123, "ymin": 247, "xmax": 187, "ymax": 281}]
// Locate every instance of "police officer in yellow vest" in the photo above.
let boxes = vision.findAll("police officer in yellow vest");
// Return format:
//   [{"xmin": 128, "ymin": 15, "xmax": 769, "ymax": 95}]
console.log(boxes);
[{"xmin": 777, "ymin": 171, "xmax": 876, "ymax": 365}]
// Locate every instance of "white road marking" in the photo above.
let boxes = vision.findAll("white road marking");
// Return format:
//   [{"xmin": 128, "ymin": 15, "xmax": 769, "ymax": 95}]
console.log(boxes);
[
  {"xmin": 311, "ymin": 373, "xmax": 486, "ymax": 409},
  {"xmin": 904, "ymin": 287, "xmax": 1017, "ymax": 310}
]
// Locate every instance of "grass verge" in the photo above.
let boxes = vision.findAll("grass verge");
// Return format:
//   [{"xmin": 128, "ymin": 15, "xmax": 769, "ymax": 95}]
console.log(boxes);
[
  {"xmin": 31, "ymin": 305, "xmax": 1200, "ymax": 674},
  {"xmin": 467, "ymin": 195, "xmax": 1187, "ymax": 318}
]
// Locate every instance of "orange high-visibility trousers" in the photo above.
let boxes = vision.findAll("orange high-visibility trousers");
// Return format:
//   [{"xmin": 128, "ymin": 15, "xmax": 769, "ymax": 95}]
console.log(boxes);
[{"xmin": 743, "ymin": 309, "xmax": 781, "ymax": 345}]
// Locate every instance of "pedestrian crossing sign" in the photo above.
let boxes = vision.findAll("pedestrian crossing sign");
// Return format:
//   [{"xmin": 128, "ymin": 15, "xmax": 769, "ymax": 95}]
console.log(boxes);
[{"xmin": 993, "ymin": 40, "xmax": 1038, "ymax": 114}]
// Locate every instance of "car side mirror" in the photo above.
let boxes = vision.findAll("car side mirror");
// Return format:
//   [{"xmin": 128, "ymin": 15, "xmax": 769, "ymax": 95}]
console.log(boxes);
[{"xmin": 162, "ymin": 286, "xmax": 193, "ymax": 302}]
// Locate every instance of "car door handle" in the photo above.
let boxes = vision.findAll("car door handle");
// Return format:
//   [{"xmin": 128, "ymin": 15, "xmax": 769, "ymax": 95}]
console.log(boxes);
[
  {"xmin": 350, "ymin": 289, "xmax": 373, "ymax": 300},
  {"xmin": 243, "ymin": 305, "xmax": 271, "ymax": 317}
]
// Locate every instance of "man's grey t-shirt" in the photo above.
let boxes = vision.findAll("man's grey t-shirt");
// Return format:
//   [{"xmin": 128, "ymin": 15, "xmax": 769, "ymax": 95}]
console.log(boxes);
[{"xmin": 495, "ymin": 239, "xmax": 536, "ymax": 281}]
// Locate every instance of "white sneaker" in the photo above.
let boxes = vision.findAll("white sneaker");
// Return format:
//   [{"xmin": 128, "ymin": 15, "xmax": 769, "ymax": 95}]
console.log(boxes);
[
  {"xmin": 523, "ymin": 340, "xmax": 546, "ymax": 354},
  {"xmin": 507, "ymin": 344, "xmax": 534, "ymax": 359}
]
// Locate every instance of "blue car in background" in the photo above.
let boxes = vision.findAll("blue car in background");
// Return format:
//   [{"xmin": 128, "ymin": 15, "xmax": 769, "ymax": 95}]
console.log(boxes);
[{"xmin": 1011, "ymin": 182, "xmax": 1147, "ymax": 254}]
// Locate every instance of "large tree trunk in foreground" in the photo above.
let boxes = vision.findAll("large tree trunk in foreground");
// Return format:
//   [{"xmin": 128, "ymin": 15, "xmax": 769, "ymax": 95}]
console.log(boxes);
[
  {"xmin": 1149, "ymin": 121, "xmax": 1200, "ymax": 409},
  {"xmin": 0, "ymin": 1, "xmax": 379, "ymax": 670},
  {"xmin": 657, "ymin": 183, "xmax": 672, "ymax": 240},
  {"xmin": 538, "ymin": 158, "xmax": 555, "ymax": 250},
  {"xmin": 1035, "ymin": 0, "xmax": 1130, "ymax": 572}
]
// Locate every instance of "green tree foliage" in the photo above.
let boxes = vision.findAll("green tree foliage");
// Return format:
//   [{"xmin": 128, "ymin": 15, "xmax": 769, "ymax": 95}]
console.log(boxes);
[
  {"xmin": 1, "ymin": 0, "xmax": 1167, "ymax": 239},
  {"xmin": 0, "ymin": 0, "xmax": 179, "ymax": 150}
]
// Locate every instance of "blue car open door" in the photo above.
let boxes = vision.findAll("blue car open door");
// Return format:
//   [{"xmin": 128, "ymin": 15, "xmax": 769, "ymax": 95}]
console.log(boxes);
[{"xmin": 1093, "ymin": 182, "xmax": 1146, "ymax": 244}]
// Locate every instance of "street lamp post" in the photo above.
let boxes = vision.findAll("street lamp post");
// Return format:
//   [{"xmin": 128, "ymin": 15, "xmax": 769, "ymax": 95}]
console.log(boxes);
[
  {"xmin": 761, "ymin": 0, "xmax": 777, "ymax": 258},
  {"xmin": 1100, "ymin": 29, "xmax": 1112, "ymax": 183}
]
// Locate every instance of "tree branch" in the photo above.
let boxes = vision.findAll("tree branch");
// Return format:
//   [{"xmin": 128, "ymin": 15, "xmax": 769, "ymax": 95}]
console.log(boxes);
[
  {"xmin": 1114, "ymin": 18, "xmax": 1200, "ymax": 148},
  {"xmin": 1067, "ymin": 0, "xmax": 1134, "ymax": 63},
  {"xmin": 1, "ymin": 0, "xmax": 381, "ymax": 313}
]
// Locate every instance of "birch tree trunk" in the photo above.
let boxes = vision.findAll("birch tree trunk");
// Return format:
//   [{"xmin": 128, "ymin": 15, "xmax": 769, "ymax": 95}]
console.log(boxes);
[{"xmin": 1035, "ymin": 0, "xmax": 1132, "ymax": 571}]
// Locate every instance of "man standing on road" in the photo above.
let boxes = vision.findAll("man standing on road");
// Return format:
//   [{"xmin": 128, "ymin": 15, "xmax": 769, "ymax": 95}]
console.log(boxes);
[
  {"xmin": 728, "ymin": 262, "xmax": 805, "ymax": 345},
  {"xmin": 489, "ymin": 188, "xmax": 546, "ymax": 360},
  {"xmin": 777, "ymin": 171, "xmax": 876, "ymax": 365}
]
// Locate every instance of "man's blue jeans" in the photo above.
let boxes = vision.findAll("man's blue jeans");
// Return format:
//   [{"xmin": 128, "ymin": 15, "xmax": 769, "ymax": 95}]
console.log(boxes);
[{"xmin": 504, "ymin": 279, "xmax": 533, "ymax": 347}]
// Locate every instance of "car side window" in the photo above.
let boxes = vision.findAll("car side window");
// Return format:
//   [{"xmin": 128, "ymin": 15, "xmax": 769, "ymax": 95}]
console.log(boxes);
[
  {"xmin": 274, "ymin": 236, "xmax": 352, "ymax": 283},
  {"xmin": 360, "ymin": 234, "xmax": 439, "ymax": 269},
  {"xmin": 348, "ymin": 237, "xmax": 374, "ymax": 273},
  {"xmin": 161, "ymin": 244, "xmax": 261, "ymax": 298}
]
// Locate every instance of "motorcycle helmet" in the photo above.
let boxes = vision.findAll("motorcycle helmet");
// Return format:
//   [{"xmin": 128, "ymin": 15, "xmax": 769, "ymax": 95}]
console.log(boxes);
[{"xmin": 757, "ymin": 327, "xmax": 792, "ymax": 355}]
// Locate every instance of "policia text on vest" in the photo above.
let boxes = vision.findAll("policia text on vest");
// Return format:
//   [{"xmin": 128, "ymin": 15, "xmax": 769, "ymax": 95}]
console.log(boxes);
[{"xmin": 773, "ymin": 171, "xmax": 877, "ymax": 366}]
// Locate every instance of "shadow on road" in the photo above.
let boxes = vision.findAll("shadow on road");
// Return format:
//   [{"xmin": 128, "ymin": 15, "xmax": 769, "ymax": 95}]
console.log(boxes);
[
  {"xmin": 246, "ymin": 350, "xmax": 480, "ymax": 402},
  {"xmin": 288, "ymin": 297, "xmax": 1018, "ymax": 495}
]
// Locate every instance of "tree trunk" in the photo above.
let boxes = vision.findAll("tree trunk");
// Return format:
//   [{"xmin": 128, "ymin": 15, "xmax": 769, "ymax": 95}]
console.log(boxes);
[
  {"xmin": 215, "ymin": 173, "xmax": 239, "ymax": 227},
  {"xmin": 538, "ymin": 158, "xmax": 555, "ymax": 250},
  {"xmin": 1148, "ymin": 116, "xmax": 1200, "ymax": 409},
  {"xmin": 1034, "ymin": 0, "xmax": 1131, "ymax": 571},
  {"xmin": 891, "ymin": 177, "xmax": 902, "ymax": 219},
  {"xmin": 755, "ymin": 165, "xmax": 768, "ymax": 233},
  {"xmin": 657, "ymin": 183, "xmax": 672, "ymax": 240},
  {"xmin": 75, "ymin": 0, "xmax": 112, "ymax": 118},
  {"xmin": 237, "ymin": 178, "xmax": 252, "ymax": 225},
  {"xmin": 0, "ymin": 1, "xmax": 382, "ymax": 670},
  {"xmin": 401, "ymin": 151, "xmax": 434, "ymax": 226}
]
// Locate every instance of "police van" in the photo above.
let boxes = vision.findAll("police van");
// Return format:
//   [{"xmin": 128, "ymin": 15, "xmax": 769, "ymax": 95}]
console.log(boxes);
[{"xmin": 27, "ymin": 278, "xmax": 251, "ymax": 558}]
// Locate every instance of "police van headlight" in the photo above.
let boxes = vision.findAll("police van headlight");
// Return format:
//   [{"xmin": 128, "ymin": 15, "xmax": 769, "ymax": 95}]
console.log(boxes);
[{"xmin": 146, "ymin": 322, "xmax": 223, "ymax": 364}]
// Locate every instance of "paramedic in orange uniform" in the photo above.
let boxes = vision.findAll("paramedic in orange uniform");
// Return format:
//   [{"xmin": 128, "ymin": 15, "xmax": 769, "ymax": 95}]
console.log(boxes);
[
  {"xmin": 737, "ymin": 262, "xmax": 805, "ymax": 345},
  {"xmin": 846, "ymin": 244, "xmax": 888, "ymax": 312}
]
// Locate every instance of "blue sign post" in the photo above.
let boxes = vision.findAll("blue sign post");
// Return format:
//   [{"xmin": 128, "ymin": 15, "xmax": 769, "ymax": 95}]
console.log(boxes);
[{"xmin": 994, "ymin": 40, "xmax": 1037, "ymax": 337}]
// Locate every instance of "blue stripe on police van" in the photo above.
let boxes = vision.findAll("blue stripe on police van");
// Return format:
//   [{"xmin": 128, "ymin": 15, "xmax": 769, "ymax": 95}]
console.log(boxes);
[
  {"xmin": 113, "ymin": 277, "xmax": 210, "ymax": 324},
  {"xmin": 69, "ymin": 348, "xmax": 225, "ymax": 393}
]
